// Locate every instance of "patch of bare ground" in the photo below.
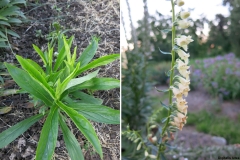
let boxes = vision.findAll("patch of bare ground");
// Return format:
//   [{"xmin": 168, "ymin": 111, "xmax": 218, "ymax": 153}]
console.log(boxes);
[{"xmin": 0, "ymin": 0, "xmax": 120, "ymax": 159}]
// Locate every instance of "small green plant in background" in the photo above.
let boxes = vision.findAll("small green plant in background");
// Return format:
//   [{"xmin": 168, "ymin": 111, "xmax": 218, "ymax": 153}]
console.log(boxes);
[
  {"xmin": 0, "ymin": 0, "xmax": 26, "ymax": 48},
  {"xmin": 0, "ymin": 62, "xmax": 19, "ymax": 114},
  {"xmin": 35, "ymin": 22, "xmax": 69, "ymax": 48},
  {"xmin": 147, "ymin": 61, "xmax": 172, "ymax": 85},
  {"xmin": 0, "ymin": 34, "xmax": 120, "ymax": 160}
]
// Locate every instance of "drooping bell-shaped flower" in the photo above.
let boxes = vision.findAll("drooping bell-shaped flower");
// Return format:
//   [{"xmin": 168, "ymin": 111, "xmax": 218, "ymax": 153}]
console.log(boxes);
[
  {"xmin": 176, "ymin": 99, "xmax": 188, "ymax": 115},
  {"xmin": 177, "ymin": 49, "xmax": 190, "ymax": 64},
  {"xmin": 178, "ymin": 20, "xmax": 191, "ymax": 29},
  {"xmin": 177, "ymin": 82, "xmax": 190, "ymax": 97},
  {"xmin": 171, "ymin": 86, "xmax": 183, "ymax": 99},
  {"xmin": 176, "ymin": 75, "xmax": 190, "ymax": 86},
  {"xmin": 175, "ymin": 35, "xmax": 194, "ymax": 51},
  {"xmin": 171, "ymin": 120, "xmax": 184, "ymax": 130},
  {"xmin": 177, "ymin": 59, "xmax": 189, "ymax": 70},
  {"xmin": 176, "ymin": 112, "xmax": 187, "ymax": 123}
]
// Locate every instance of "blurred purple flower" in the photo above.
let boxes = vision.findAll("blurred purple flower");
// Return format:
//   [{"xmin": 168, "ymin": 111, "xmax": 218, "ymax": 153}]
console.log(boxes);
[
  {"xmin": 215, "ymin": 55, "xmax": 224, "ymax": 61},
  {"xmin": 225, "ymin": 68, "xmax": 233, "ymax": 75},
  {"xmin": 223, "ymin": 91, "xmax": 230, "ymax": 96},
  {"xmin": 211, "ymin": 82, "xmax": 218, "ymax": 88},
  {"xmin": 235, "ymin": 71, "xmax": 240, "ymax": 77},
  {"xmin": 195, "ymin": 60, "xmax": 200, "ymax": 64},
  {"xmin": 193, "ymin": 69, "xmax": 202, "ymax": 76}
]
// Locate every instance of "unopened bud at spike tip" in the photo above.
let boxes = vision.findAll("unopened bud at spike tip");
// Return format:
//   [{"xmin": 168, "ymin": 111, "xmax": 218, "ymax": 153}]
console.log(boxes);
[{"xmin": 177, "ymin": 0, "xmax": 185, "ymax": 6}]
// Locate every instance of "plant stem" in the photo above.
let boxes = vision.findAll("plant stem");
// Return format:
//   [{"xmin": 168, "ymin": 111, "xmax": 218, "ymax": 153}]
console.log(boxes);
[{"xmin": 157, "ymin": 0, "xmax": 175, "ymax": 159}]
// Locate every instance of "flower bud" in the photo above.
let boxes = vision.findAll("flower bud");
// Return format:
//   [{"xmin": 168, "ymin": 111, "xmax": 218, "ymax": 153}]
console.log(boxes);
[
  {"xmin": 136, "ymin": 142, "xmax": 142, "ymax": 150},
  {"xmin": 54, "ymin": 52, "xmax": 59, "ymax": 57},
  {"xmin": 151, "ymin": 136, "xmax": 157, "ymax": 143},
  {"xmin": 178, "ymin": 20, "xmax": 190, "ymax": 29},
  {"xmin": 133, "ymin": 138, "xmax": 140, "ymax": 143},
  {"xmin": 177, "ymin": 0, "xmax": 185, "ymax": 6},
  {"xmin": 149, "ymin": 154, "xmax": 157, "ymax": 159},
  {"xmin": 180, "ymin": 11, "xmax": 190, "ymax": 19},
  {"xmin": 145, "ymin": 150, "xmax": 149, "ymax": 157}
]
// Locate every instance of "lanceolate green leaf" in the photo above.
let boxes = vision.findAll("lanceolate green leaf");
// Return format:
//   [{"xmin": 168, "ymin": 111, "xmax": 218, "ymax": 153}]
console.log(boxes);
[
  {"xmin": 0, "ymin": 114, "xmax": 44, "ymax": 148},
  {"xmin": 65, "ymin": 69, "xmax": 99, "ymax": 91},
  {"xmin": 57, "ymin": 101, "xmax": 103, "ymax": 159},
  {"xmin": 56, "ymin": 63, "xmax": 80, "ymax": 98},
  {"xmin": 59, "ymin": 116, "xmax": 84, "ymax": 160},
  {"xmin": 161, "ymin": 28, "xmax": 172, "ymax": 34},
  {"xmin": 0, "ymin": 31, "xmax": 7, "ymax": 38},
  {"xmin": 68, "ymin": 103, "xmax": 120, "ymax": 124},
  {"xmin": 0, "ymin": 6, "xmax": 19, "ymax": 17},
  {"xmin": 0, "ymin": 21, "xmax": 10, "ymax": 26},
  {"xmin": 160, "ymin": 101, "xmax": 170, "ymax": 110},
  {"xmin": 69, "ymin": 78, "xmax": 120, "ymax": 92},
  {"xmin": 47, "ymin": 69, "xmax": 63, "ymax": 85},
  {"xmin": 7, "ymin": 18, "xmax": 22, "ymax": 24},
  {"xmin": 36, "ymin": 106, "xmax": 59, "ymax": 160},
  {"xmin": 0, "ymin": 42, "xmax": 8, "ymax": 48},
  {"xmin": 26, "ymin": 58, "xmax": 46, "ymax": 77},
  {"xmin": 77, "ymin": 37, "xmax": 99, "ymax": 68},
  {"xmin": 10, "ymin": 0, "xmax": 26, "ymax": 5},
  {"xmin": 76, "ymin": 54, "xmax": 120, "ymax": 75},
  {"xmin": 5, "ymin": 63, "xmax": 54, "ymax": 106},
  {"xmin": 16, "ymin": 55, "xmax": 54, "ymax": 96},
  {"xmin": 71, "ymin": 91, "xmax": 103, "ymax": 105},
  {"xmin": 54, "ymin": 36, "xmax": 74, "ymax": 71},
  {"xmin": 33, "ymin": 44, "xmax": 47, "ymax": 66},
  {"xmin": 159, "ymin": 48, "xmax": 171, "ymax": 55},
  {"xmin": 6, "ymin": 29, "xmax": 19, "ymax": 38},
  {"xmin": 0, "ymin": 0, "xmax": 9, "ymax": 8}
]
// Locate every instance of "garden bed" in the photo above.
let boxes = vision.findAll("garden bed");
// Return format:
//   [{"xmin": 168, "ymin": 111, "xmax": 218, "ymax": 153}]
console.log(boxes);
[{"xmin": 0, "ymin": 0, "xmax": 120, "ymax": 159}]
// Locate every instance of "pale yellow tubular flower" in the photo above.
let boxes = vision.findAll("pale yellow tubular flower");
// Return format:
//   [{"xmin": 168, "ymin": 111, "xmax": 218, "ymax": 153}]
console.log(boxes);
[
  {"xmin": 186, "ymin": 35, "xmax": 194, "ymax": 43},
  {"xmin": 170, "ymin": 121, "xmax": 184, "ymax": 130},
  {"xmin": 178, "ymin": 20, "xmax": 191, "ymax": 29},
  {"xmin": 177, "ymin": 83, "xmax": 190, "ymax": 97},
  {"xmin": 184, "ymin": 71, "xmax": 190, "ymax": 80},
  {"xmin": 177, "ymin": 59, "xmax": 190, "ymax": 72},
  {"xmin": 177, "ymin": 49, "xmax": 190, "ymax": 64},
  {"xmin": 176, "ymin": 112, "xmax": 187, "ymax": 124},
  {"xmin": 177, "ymin": 75, "xmax": 190, "ymax": 86},
  {"xmin": 176, "ymin": 0, "xmax": 185, "ymax": 6},
  {"xmin": 178, "ymin": 68, "xmax": 190, "ymax": 79},
  {"xmin": 176, "ymin": 95, "xmax": 184, "ymax": 102},
  {"xmin": 180, "ymin": 11, "xmax": 190, "ymax": 19},
  {"xmin": 175, "ymin": 35, "xmax": 194, "ymax": 51},
  {"xmin": 173, "ymin": 116, "xmax": 182, "ymax": 124},
  {"xmin": 176, "ymin": 99, "xmax": 188, "ymax": 115},
  {"xmin": 171, "ymin": 86, "xmax": 183, "ymax": 99}
]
